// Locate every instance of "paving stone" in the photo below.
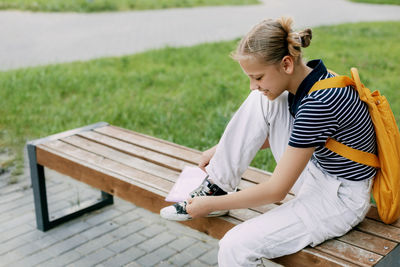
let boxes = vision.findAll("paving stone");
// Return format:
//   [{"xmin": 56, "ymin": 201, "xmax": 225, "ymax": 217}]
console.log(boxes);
[
  {"xmin": 74, "ymin": 233, "xmax": 115, "ymax": 255},
  {"xmin": 108, "ymin": 220, "xmax": 147, "ymax": 239},
  {"xmin": 63, "ymin": 219, "xmax": 93, "ymax": 234},
  {"xmin": 107, "ymin": 233, "xmax": 146, "ymax": 253},
  {"xmin": 47, "ymin": 226, "xmax": 78, "ymax": 241},
  {"xmin": 69, "ymin": 248, "xmax": 115, "ymax": 266},
  {"xmin": 125, "ymin": 262, "xmax": 142, "ymax": 267},
  {"xmin": 187, "ymin": 259, "xmax": 214, "ymax": 267},
  {"xmin": 138, "ymin": 232, "xmax": 177, "ymax": 253},
  {"xmin": 13, "ymin": 241, "xmax": 43, "ymax": 257},
  {"xmin": 167, "ymin": 251, "xmax": 198, "ymax": 266},
  {"xmin": 199, "ymin": 247, "xmax": 218, "ymax": 266},
  {"xmin": 0, "ymin": 250, "xmax": 23, "ymax": 266},
  {"xmin": 101, "ymin": 246, "xmax": 146, "ymax": 266},
  {"xmin": 80, "ymin": 221, "xmax": 119, "ymax": 240},
  {"xmin": 134, "ymin": 208, "xmax": 165, "ymax": 224},
  {"xmin": 33, "ymin": 234, "xmax": 60, "ymax": 250},
  {"xmin": 47, "ymin": 234, "xmax": 88, "ymax": 256},
  {"xmin": 0, "ymin": 234, "xmax": 31, "ymax": 255},
  {"xmin": 0, "ymin": 223, "xmax": 34, "ymax": 243},
  {"xmin": 0, "ymin": 190, "xmax": 25, "ymax": 204},
  {"xmin": 168, "ymin": 236, "xmax": 197, "ymax": 252},
  {"xmin": 137, "ymin": 223, "xmax": 166, "ymax": 238},
  {"xmin": 40, "ymin": 250, "xmax": 82, "ymax": 267},
  {"xmin": 0, "ymin": 192, "xmax": 32, "ymax": 214},
  {"xmin": 0, "ymin": 212, "xmax": 35, "ymax": 232},
  {"xmin": 156, "ymin": 261, "xmax": 176, "ymax": 267},
  {"xmin": 85, "ymin": 208, "xmax": 122, "ymax": 226},
  {"xmin": 136, "ymin": 246, "xmax": 176, "ymax": 267},
  {"xmin": 114, "ymin": 198, "xmax": 136, "ymax": 212},
  {"xmin": 181, "ymin": 241, "xmax": 210, "ymax": 259},
  {"xmin": 11, "ymin": 249, "xmax": 54, "ymax": 266},
  {"xmin": 125, "ymin": 232, "xmax": 148, "ymax": 245},
  {"xmin": 111, "ymin": 209, "xmax": 141, "ymax": 226}
]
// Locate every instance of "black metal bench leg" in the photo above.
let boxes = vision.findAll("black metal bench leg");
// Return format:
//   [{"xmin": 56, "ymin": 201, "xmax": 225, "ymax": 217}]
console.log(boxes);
[{"xmin": 27, "ymin": 144, "xmax": 113, "ymax": 232}]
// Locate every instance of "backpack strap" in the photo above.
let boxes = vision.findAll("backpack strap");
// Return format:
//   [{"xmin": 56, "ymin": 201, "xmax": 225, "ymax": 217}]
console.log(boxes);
[{"xmin": 308, "ymin": 74, "xmax": 380, "ymax": 168}]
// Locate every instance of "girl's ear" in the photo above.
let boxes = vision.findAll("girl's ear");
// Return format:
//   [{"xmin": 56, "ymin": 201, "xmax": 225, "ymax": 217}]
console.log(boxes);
[{"xmin": 280, "ymin": 56, "xmax": 294, "ymax": 74}]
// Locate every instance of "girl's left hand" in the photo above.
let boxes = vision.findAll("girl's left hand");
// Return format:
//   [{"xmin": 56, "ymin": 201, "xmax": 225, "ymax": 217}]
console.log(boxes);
[{"xmin": 186, "ymin": 196, "xmax": 213, "ymax": 218}]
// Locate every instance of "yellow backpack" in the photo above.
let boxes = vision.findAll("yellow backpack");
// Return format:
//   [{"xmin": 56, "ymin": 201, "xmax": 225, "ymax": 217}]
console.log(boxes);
[{"xmin": 309, "ymin": 68, "xmax": 400, "ymax": 224}]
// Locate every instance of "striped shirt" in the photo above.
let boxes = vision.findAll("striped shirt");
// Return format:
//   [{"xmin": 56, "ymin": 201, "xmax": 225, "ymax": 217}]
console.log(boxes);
[{"xmin": 288, "ymin": 60, "xmax": 377, "ymax": 181}]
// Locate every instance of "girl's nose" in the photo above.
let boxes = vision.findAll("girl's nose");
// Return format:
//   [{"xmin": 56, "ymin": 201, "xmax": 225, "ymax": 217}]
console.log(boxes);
[{"xmin": 250, "ymin": 80, "xmax": 259, "ymax": 91}]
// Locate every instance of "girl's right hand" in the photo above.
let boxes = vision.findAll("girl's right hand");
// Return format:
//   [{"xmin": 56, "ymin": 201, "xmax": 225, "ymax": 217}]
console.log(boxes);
[{"xmin": 198, "ymin": 145, "xmax": 217, "ymax": 172}]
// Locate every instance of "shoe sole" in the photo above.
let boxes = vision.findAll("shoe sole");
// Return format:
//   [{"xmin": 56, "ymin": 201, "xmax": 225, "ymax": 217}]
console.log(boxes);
[{"xmin": 160, "ymin": 209, "xmax": 229, "ymax": 221}]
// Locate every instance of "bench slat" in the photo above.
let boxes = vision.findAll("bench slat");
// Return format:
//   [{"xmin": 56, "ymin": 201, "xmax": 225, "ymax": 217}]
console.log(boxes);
[
  {"xmin": 356, "ymin": 218, "xmax": 400, "ymax": 242},
  {"xmin": 314, "ymin": 239, "xmax": 382, "ymax": 266},
  {"xmin": 367, "ymin": 206, "xmax": 400, "ymax": 228},
  {"xmin": 95, "ymin": 126, "xmax": 202, "ymax": 164},
  {"xmin": 40, "ymin": 140, "xmax": 174, "ymax": 195},
  {"xmin": 337, "ymin": 229, "xmax": 397, "ymax": 256},
  {"xmin": 96, "ymin": 126, "xmax": 275, "ymax": 188},
  {"xmin": 275, "ymin": 248, "xmax": 358, "ymax": 267},
  {"xmin": 61, "ymin": 135, "xmax": 181, "ymax": 184},
  {"xmin": 79, "ymin": 130, "xmax": 189, "ymax": 172}
]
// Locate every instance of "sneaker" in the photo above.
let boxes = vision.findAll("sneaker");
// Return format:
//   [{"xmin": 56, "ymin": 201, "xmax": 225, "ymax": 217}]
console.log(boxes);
[{"xmin": 160, "ymin": 176, "xmax": 229, "ymax": 221}]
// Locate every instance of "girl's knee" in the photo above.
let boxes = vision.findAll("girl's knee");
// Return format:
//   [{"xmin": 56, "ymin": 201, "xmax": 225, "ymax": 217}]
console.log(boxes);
[
  {"xmin": 218, "ymin": 225, "xmax": 264, "ymax": 266},
  {"xmin": 218, "ymin": 228, "xmax": 246, "ymax": 266}
]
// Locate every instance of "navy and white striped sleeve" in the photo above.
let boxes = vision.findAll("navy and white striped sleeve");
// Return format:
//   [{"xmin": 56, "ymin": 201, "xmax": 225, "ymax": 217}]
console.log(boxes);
[{"xmin": 289, "ymin": 97, "xmax": 339, "ymax": 148}]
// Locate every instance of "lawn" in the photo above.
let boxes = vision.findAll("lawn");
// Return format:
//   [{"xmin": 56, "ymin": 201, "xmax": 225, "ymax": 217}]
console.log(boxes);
[
  {"xmin": 0, "ymin": 0, "xmax": 260, "ymax": 12},
  {"xmin": 350, "ymin": 0, "xmax": 400, "ymax": 5},
  {"xmin": 1, "ymin": 21, "xmax": 399, "ymax": 182}
]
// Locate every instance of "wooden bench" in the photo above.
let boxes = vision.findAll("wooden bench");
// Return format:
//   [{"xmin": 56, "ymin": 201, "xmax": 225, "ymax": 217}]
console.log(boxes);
[{"xmin": 27, "ymin": 122, "xmax": 400, "ymax": 266}]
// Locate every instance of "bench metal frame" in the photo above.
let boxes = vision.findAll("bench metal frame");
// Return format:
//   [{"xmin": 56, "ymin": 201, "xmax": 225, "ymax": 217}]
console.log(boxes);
[{"xmin": 27, "ymin": 122, "xmax": 114, "ymax": 231}]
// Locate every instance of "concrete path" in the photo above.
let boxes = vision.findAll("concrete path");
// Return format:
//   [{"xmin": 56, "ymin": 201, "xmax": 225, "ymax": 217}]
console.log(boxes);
[{"xmin": 1, "ymin": 0, "xmax": 400, "ymax": 71}]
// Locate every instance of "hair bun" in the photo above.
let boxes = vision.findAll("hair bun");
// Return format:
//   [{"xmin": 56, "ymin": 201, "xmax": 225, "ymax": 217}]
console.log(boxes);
[{"xmin": 299, "ymin": 29, "xmax": 312, "ymax": 48}]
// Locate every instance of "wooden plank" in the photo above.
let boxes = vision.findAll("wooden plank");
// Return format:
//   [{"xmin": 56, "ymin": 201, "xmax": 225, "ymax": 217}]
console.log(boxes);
[
  {"xmin": 337, "ymin": 229, "xmax": 397, "ymax": 256},
  {"xmin": 29, "ymin": 122, "xmax": 108, "ymax": 146},
  {"xmin": 95, "ymin": 125, "xmax": 202, "ymax": 164},
  {"xmin": 242, "ymin": 167, "xmax": 272, "ymax": 184},
  {"xmin": 314, "ymin": 239, "xmax": 382, "ymax": 266},
  {"xmin": 60, "ymin": 135, "xmax": 181, "ymax": 184},
  {"xmin": 78, "ymin": 130, "xmax": 190, "ymax": 172},
  {"xmin": 274, "ymin": 248, "xmax": 358, "ymax": 267},
  {"xmin": 40, "ymin": 140, "xmax": 174, "ymax": 195},
  {"xmin": 96, "ymin": 125, "xmax": 276, "ymax": 188},
  {"xmin": 366, "ymin": 206, "xmax": 400, "ymax": 228},
  {"xmin": 228, "ymin": 208, "xmax": 262, "ymax": 222},
  {"xmin": 356, "ymin": 218, "xmax": 400, "ymax": 242}
]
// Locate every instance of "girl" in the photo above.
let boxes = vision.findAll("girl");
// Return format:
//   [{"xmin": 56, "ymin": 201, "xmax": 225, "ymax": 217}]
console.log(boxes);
[{"xmin": 160, "ymin": 17, "xmax": 376, "ymax": 266}]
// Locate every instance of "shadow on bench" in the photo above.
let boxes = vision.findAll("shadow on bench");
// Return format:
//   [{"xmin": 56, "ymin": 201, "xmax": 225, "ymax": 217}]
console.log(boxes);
[{"xmin": 27, "ymin": 122, "xmax": 400, "ymax": 267}]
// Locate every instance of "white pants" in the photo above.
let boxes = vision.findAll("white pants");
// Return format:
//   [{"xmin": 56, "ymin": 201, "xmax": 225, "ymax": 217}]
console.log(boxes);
[{"xmin": 205, "ymin": 90, "xmax": 372, "ymax": 266}]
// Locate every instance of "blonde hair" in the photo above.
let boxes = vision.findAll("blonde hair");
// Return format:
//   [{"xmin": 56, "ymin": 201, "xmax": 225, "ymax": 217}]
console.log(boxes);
[{"xmin": 231, "ymin": 17, "xmax": 312, "ymax": 64}]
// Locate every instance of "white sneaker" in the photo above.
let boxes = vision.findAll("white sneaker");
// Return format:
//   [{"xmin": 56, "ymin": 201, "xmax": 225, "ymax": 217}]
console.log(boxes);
[{"xmin": 160, "ymin": 176, "xmax": 229, "ymax": 221}]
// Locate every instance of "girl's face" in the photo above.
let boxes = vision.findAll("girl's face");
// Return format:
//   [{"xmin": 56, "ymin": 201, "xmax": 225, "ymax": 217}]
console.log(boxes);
[{"xmin": 239, "ymin": 58, "xmax": 290, "ymax": 101}]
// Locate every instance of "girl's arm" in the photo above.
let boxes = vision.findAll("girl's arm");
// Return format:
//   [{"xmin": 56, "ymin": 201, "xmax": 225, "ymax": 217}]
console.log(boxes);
[{"xmin": 186, "ymin": 146, "xmax": 315, "ymax": 218}]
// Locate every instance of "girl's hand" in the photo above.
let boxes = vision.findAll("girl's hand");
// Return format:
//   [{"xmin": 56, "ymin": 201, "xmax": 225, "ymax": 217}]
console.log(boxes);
[
  {"xmin": 186, "ymin": 196, "xmax": 213, "ymax": 218},
  {"xmin": 198, "ymin": 145, "xmax": 217, "ymax": 172}
]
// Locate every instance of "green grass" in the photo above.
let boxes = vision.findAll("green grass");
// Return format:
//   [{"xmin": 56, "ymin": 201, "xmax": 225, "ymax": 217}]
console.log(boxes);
[
  {"xmin": 0, "ymin": 0, "xmax": 260, "ymax": 12},
  {"xmin": 1, "ymin": 21, "xmax": 400, "ymax": 177},
  {"xmin": 350, "ymin": 0, "xmax": 400, "ymax": 5}
]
